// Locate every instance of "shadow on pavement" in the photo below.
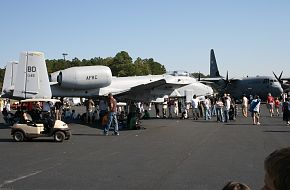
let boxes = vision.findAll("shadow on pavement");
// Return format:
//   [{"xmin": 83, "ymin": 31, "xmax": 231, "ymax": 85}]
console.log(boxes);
[
  {"xmin": 0, "ymin": 138, "xmax": 13, "ymax": 142},
  {"xmin": 263, "ymin": 130, "xmax": 290, "ymax": 133}
]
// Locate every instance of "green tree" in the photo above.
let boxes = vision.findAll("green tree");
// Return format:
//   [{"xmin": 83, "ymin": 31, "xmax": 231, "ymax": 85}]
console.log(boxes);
[
  {"xmin": 113, "ymin": 51, "xmax": 133, "ymax": 65},
  {"xmin": 110, "ymin": 51, "xmax": 133, "ymax": 76},
  {"xmin": 144, "ymin": 58, "xmax": 166, "ymax": 75},
  {"xmin": 134, "ymin": 57, "xmax": 150, "ymax": 75}
]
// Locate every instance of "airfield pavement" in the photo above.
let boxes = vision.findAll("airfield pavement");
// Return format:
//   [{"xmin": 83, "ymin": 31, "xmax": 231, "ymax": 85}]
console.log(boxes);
[{"xmin": 0, "ymin": 104, "xmax": 290, "ymax": 190}]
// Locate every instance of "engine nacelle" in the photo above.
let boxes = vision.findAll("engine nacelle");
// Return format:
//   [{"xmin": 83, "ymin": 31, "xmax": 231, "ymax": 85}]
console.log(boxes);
[{"xmin": 56, "ymin": 66, "xmax": 112, "ymax": 89}]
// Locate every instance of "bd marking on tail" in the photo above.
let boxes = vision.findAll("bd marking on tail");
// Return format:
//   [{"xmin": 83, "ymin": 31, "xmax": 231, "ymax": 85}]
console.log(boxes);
[{"xmin": 27, "ymin": 66, "xmax": 36, "ymax": 78}]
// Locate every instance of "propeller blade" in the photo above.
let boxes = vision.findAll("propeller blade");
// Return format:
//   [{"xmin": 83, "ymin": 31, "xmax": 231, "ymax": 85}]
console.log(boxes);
[
  {"xmin": 279, "ymin": 71, "xmax": 283, "ymax": 80},
  {"xmin": 272, "ymin": 71, "xmax": 279, "ymax": 80},
  {"xmin": 198, "ymin": 71, "xmax": 201, "ymax": 81},
  {"xmin": 273, "ymin": 71, "xmax": 283, "ymax": 83}
]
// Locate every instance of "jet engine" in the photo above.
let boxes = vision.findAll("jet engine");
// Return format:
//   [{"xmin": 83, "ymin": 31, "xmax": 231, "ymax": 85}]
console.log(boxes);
[{"xmin": 55, "ymin": 66, "xmax": 112, "ymax": 89}]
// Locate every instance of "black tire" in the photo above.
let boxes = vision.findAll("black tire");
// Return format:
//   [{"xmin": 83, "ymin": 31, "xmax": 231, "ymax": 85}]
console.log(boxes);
[
  {"xmin": 65, "ymin": 131, "xmax": 71, "ymax": 140},
  {"xmin": 13, "ymin": 131, "xmax": 25, "ymax": 142},
  {"xmin": 54, "ymin": 131, "xmax": 65, "ymax": 142}
]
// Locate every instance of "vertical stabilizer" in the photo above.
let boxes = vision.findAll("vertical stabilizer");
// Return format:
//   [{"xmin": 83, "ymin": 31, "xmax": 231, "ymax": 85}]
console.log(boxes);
[
  {"xmin": 210, "ymin": 49, "xmax": 221, "ymax": 77},
  {"xmin": 1, "ymin": 61, "xmax": 18, "ymax": 96},
  {"xmin": 13, "ymin": 52, "xmax": 52, "ymax": 99}
]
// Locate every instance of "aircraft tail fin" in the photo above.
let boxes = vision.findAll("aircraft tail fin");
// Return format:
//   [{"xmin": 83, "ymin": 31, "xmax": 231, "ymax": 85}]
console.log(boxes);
[
  {"xmin": 1, "ymin": 61, "xmax": 18, "ymax": 96},
  {"xmin": 13, "ymin": 52, "xmax": 52, "ymax": 99},
  {"xmin": 210, "ymin": 49, "xmax": 221, "ymax": 77}
]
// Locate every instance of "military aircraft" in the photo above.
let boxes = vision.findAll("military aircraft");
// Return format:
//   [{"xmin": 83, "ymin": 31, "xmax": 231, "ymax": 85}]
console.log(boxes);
[
  {"xmin": 199, "ymin": 49, "xmax": 283, "ymax": 100},
  {"xmin": 1, "ymin": 51, "xmax": 213, "ymax": 102}
]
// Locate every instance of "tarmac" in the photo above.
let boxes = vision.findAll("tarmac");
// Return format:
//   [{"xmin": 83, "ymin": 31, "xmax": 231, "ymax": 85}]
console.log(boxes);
[{"xmin": 0, "ymin": 105, "xmax": 290, "ymax": 190}]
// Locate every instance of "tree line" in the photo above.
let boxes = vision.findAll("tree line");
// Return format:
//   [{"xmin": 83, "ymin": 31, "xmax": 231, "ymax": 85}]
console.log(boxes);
[{"xmin": 46, "ymin": 51, "xmax": 166, "ymax": 76}]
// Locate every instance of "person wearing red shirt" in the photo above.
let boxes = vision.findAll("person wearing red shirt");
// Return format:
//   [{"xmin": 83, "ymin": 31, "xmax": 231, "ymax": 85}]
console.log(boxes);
[{"xmin": 267, "ymin": 93, "xmax": 275, "ymax": 117}]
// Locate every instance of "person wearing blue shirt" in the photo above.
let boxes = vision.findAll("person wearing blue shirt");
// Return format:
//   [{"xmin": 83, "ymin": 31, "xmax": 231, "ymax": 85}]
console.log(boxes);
[{"xmin": 249, "ymin": 95, "xmax": 261, "ymax": 125}]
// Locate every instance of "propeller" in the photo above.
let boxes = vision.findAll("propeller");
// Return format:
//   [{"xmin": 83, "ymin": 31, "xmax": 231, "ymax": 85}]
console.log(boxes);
[
  {"xmin": 218, "ymin": 71, "xmax": 232, "ymax": 93},
  {"xmin": 223, "ymin": 71, "xmax": 231, "ymax": 89},
  {"xmin": 273, "ymin": 71, "xmax": 289, "ymax": 90},
  {"xmin": 273, "ymin": 71, "xmax": 283, "ymax": 84}
]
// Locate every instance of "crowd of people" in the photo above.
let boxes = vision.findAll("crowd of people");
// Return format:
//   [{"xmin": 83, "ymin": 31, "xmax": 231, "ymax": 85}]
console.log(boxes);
[
  {"xmin": 1, "ymin": 91, "xmax": 290, "ymax": 132},
  {"xmin": 148, "ymin": 92, "xmax": 290, "ymax": 126}
]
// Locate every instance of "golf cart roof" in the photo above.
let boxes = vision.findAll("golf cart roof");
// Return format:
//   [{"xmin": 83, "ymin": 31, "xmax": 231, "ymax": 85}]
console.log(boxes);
[{"xmin": 20, "ymin": 98, "xmax": 61, "ymax": 103}]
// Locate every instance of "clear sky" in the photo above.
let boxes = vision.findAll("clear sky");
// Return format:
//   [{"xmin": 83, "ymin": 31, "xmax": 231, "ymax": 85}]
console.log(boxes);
[{"xmin": 1, "ymin": 0, "xmax": 289, "ymax": 77}]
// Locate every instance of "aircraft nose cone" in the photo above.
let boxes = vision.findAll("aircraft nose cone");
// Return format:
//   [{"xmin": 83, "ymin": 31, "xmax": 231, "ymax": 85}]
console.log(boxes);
[{"xmin": 271, "ymin": 85, "xmax": 283, "ymax": 96}]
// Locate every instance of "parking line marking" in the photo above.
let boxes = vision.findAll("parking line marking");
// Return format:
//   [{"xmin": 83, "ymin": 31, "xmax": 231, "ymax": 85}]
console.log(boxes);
[{"xmin": 0, "ymin": 170, "xmax": 42, "ymax": 188}]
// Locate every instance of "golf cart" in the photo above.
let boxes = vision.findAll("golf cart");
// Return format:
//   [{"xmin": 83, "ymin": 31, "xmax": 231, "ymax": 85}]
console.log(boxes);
[{"xmin": 11, "ymin": 98, "xmax": 71, "ymax": 142}]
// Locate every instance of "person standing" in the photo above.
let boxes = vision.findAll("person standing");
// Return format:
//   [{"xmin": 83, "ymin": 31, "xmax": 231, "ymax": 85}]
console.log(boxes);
[
  {"xmin": 104, "ymin": 93, "xmax": 119, "ymax": 136},
  {"xmin": 85, "ymin": 98, "xmax": 95, "ymax": 124},
  {"xmin": 242, "ymin": 94, "xmax": 248, "ymax": 117},
  {"xmin": 224, "ymin": 97, "xmax": 231, "ymax": 122},
  {"xmin": 249, "ymin": 95, "xmax": 261, "ymax": 125},
  {"xmin": 282, "ymin": 98, "xmax": 290, "ymax": 125},
  {"xmin": 168, "ymin": 99, "xmax": 173, "ymax": 118},
  {"xmin": 174, "ymin": 99, "xmax": 179, "ymax": 117},
  {"xmin": 191, "ymin": 95, "xmax": 199, "ymax": 120},
  {"xmin": 267, "ymin": 93, "xmax": 275, "ymax": 117},
  {"xmin": 162, "ymin": 99, "xmax": 168, "ymax": 118},
  {"xmin": 216, "ymin": 98, "xmax": 224, "ymax": 122},
  {"xmin": 154, "ymin": 103, "xmax": 160, "ymax": 118},
  {"xmin": 204, "ymin": 96, "xmax": 211, "ymax": 120},
  {"xmin": 54, "ymin": 100, "xmax": 63, "ymax": 120},
  {"xmin": 274, "ymin": 97, "xmax": 280, "ymax": 116}
]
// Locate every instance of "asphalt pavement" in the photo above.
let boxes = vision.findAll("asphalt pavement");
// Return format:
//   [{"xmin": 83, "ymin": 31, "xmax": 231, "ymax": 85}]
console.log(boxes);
[{"xmin": 0, "ymin": 105, "xmax": 290, "ymax": 190}]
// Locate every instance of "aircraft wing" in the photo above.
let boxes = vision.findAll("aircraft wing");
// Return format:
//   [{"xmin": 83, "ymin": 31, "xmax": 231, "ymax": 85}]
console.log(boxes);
[
  {"xmin": 113, "ymin": 77, "xmax": 190, "ymax": 102},
  {"xmin": 198, "ymin": 77, "xmax": 240, "ymax": 94}
]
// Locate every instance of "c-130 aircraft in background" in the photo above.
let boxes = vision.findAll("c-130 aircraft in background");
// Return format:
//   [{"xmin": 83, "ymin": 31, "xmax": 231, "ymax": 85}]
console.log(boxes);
[
  {"xmin": 198, "ymin": 49, "xmax": 283, "ymax": 100},
  {"xmin": 1, "ymin": 51, "xmax": 213, "ymax": 102}
]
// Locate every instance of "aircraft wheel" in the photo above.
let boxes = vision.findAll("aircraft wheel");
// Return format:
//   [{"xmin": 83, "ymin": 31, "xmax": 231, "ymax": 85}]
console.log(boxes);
[
  {"xmin": 13, "ymin": 131, "xmax": 25, "ymax": 142},
  {"xmin": 54, "ymin": 131, "xmax": 65, "ymax": 142}
]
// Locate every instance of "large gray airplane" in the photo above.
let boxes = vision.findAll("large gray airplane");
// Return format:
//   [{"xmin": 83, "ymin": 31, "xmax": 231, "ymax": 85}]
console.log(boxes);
[
  {"xmin": 1, "ymin": 51, "xmax": 213, "ymax": 102},
  {"xmin": 199, "ymin": 49, "xmax": 283, "ymax": 100}
]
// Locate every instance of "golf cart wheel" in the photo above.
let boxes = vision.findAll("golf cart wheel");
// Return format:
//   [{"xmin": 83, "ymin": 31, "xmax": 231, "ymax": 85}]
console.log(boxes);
[
  {"xmin": 13, "ymin": 131, "xmax": 25, "ymax": 142},
  {"xmin": 54, "ymin": 131, "xmax": 65, "ymax": 142},
  {"xmin": 65, "ymin": 131, "xmax": 71, "ymax": 140}
]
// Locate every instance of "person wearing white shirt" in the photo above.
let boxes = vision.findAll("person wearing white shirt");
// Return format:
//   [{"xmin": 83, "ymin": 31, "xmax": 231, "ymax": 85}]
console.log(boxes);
[
  {"xmin": 204, "ymin": 96, "xmax": 211, "ymax": 120},
  {"xmin": 224, "ymin": 97, "xmax": 231, "ymax": 122},
  {"xmin": 191, "ymin": 95, "xmax": 199, "ymax": 120},
  {"xmin": 242, "ymin": 95, "xmax": 248, "ymax": 117}
]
